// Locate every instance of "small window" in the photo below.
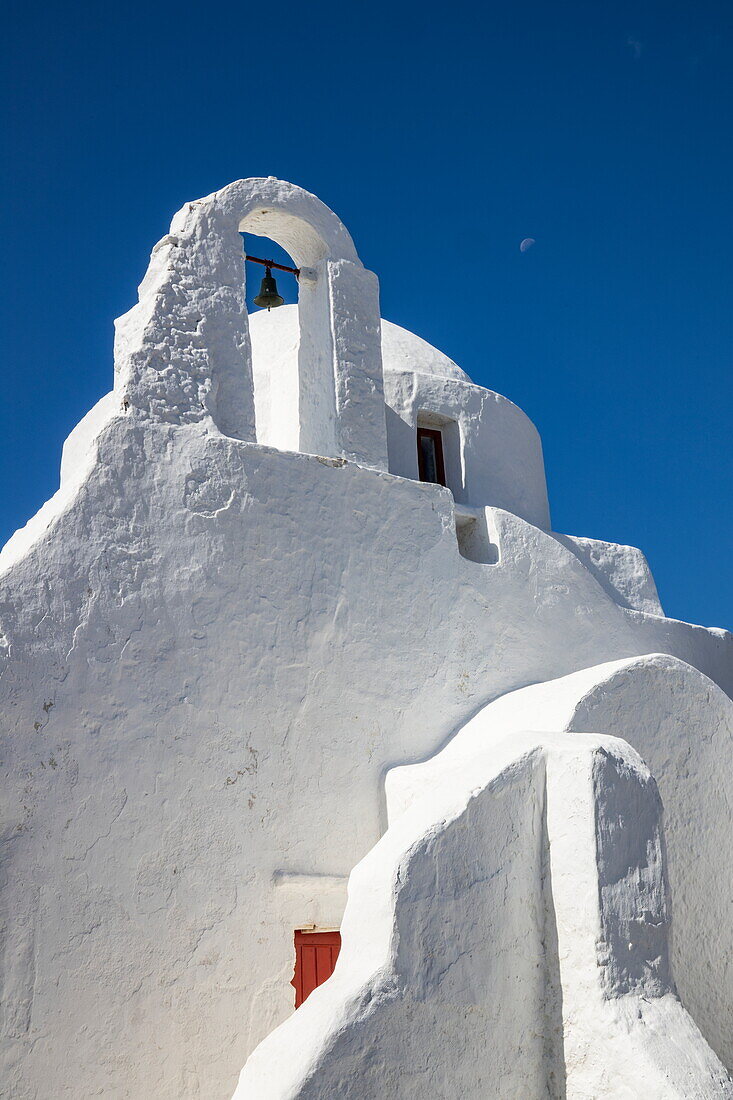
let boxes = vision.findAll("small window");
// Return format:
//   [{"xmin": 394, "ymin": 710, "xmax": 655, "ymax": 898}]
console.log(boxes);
[
  {"xmin": 291, "ymin": 929, "xmax": 341, "ymax": 1008},
  {"xmin": 417, "ymin": 427, "xmax": 447, "ymax": 487}
]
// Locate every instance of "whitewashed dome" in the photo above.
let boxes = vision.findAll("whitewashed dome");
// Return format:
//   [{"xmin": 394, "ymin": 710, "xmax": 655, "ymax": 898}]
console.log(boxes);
[
  {"xmin": 380, "ymin": 317, "xmax": 471, "ymax": 381},
  {"xmin": 249, "ymin": 304, "xmax": 471, "ymax": 382}
]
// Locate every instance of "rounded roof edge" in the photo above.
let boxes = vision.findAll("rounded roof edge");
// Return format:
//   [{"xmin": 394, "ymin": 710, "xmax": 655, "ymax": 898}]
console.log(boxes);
[{"xmin": 379, "ymin": 319, "xmax": 472, "ymax": 383}]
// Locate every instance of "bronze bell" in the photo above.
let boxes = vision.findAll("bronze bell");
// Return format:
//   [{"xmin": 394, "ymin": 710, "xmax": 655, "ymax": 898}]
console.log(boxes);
[{"xmin": 253, "ymin": 267, "xmax": 285, "ymax": 310}]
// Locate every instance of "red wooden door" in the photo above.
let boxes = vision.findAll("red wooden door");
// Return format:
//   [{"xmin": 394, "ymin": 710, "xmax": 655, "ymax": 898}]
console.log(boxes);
[{"xmin": 292, "ymin": 930, "xmax": 341, "ymax": 1008}]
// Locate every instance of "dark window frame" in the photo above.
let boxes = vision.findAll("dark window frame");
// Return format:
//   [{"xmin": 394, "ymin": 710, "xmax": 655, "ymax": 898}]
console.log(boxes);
[{"xmin": 417, "ymin": 426, "xmax": 447, "ymax": 487}]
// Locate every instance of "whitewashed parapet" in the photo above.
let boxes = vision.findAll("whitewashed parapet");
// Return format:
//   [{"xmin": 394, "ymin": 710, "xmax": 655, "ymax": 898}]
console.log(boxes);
[{"xmin": 555, "ymin": 532, "xmax": 664, "ymax": 615}]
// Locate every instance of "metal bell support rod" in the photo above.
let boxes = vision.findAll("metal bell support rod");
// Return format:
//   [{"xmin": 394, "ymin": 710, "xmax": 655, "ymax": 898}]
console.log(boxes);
[{"xmin": 246, "ymin": 255, "xmax": 300, "ymax": 278}]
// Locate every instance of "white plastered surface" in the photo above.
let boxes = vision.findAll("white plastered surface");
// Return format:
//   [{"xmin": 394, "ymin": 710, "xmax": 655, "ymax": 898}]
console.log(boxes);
[
  {"xmin": 1, "ymin": 177, "xmax": 731, "ymax": 1098},
  {"xmin": 233, "ymin": 730, "xmax": 732, "ymax": 1099}
]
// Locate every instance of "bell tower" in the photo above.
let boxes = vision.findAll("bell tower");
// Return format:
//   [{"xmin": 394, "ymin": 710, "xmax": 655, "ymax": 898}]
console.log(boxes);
[{"xmin": 115, "ymin": 177, "xmax": 389, "ymax": 471}]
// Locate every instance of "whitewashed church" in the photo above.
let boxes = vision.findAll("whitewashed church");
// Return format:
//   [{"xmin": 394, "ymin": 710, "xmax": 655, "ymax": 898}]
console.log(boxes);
[{"xmin": 1, "ymin": 177, "xmax": 732, "ymax": 1098}]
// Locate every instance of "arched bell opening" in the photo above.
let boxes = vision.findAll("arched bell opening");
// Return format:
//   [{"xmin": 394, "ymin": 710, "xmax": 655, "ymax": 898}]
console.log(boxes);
[
  {"xmin": 239, "ymin": 208, "xmax": 338, "ymax": 458},
  {"xmin": 242, "ymin": 231, "xmax": 300, "ymax": 452}
]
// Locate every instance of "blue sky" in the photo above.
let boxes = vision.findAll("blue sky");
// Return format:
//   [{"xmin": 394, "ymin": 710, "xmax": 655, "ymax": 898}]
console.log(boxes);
[{"xmin": 1, "ymin": 0, "xmax": 731, "ymax": 629}]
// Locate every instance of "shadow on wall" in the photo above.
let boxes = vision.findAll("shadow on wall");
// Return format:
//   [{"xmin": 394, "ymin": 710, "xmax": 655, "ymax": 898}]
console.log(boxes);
[
  {"xmin": 456, "ymin": 510, "xmax": 500, "ymax": 564},
  {"xmin": 543, "ymin": 807, "xmax": 567, "ymax": 1100}
]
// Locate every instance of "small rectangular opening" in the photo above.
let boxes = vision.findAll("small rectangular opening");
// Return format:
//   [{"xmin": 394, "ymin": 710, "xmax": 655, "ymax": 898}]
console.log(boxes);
[
  {"xmin": 417, "ymin": 426, "xmax": 447, "ymax": 487},
  {"xmin": 455, "ymin": 510, "xmax": 499, "ymax": 563}
]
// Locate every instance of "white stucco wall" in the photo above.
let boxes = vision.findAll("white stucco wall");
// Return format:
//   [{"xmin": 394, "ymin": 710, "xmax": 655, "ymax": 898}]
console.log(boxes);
[
  {"xmin": 1, "ymin": 416, "xmax": 731, "ymax": 1098},
  {"xmin": 234, "ymin": 731, "xmax": 732, "ymax": 1099},
  {"xmin": 387, "ymin": 653, "xmax": 733, "ymax": 1071},
  {"xmin": 1, "ymin": 177, "xmax": 731, "ymax": 1097},
  {"xmin": 236, "ymin": 738, "xmax": 550, "ymax": 1099}
]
